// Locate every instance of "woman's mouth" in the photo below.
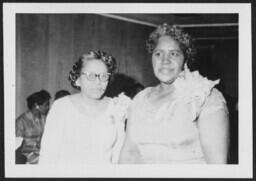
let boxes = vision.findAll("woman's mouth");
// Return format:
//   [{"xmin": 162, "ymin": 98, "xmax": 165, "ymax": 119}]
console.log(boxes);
[
  {"xmin": 91, "ymin": 88, "xmax": 105, "ymax": 93},
  {"xmin": 159, "ymin": 67, "xmax": 174, "ymax": 74}
]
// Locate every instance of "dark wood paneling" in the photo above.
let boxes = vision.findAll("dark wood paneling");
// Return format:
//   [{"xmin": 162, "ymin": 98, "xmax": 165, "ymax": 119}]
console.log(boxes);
[
  {"xmin": 16, "ymin": 14, "xmax": 155, "ymax": 116},
  {"xmin": 16, "ymin": 14, "xmax": 238, "ymax": 117}
]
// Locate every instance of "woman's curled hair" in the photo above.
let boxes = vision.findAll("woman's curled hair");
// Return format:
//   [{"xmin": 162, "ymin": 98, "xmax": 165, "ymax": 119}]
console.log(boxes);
[
  {"xmin": 27, "ymin": 90, "xmax": 51, "ymax": 110},
  {"xmin": 68, "ymin": 50, "xmax": 117, "ymax": 89}
]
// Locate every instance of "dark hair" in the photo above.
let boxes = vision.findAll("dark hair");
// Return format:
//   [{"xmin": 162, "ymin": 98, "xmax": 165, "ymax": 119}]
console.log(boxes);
[
  {"xmin": 146, "ymin": 23, "xmax": 196, "ymax": 69},
  {"xmin": 68, "ymin": 50, "xmax": 117, "ymax": 89},
  {"xmin": 54, "ymin": 90, "xmax": 71, "ymax": 100},
  {"xmin": 26, "ymin": 90, "xmax": 51, "ymax": 110},
  {"xmin": 124, "ymin": 83, "xmax": 145, "ymax": 99}
]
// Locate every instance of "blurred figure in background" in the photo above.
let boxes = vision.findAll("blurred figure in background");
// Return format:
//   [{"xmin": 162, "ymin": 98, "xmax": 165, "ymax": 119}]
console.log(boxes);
[
  {"xmin": 15, "ymin": 90, "xmax": 51, "ymax": 164},
  {"xmin": 54, "ymin": 89, "xmax": 71, "ymax": 100}
]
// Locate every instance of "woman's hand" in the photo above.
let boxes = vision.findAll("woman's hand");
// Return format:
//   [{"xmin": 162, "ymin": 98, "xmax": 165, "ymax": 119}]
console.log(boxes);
[
  {"xmin": 118, "ymin": 134, "xmax": 143, "ymax": 164},
  {"xmin": 118, "ymin": 110, "xmax": 143, "ymax": 164}
]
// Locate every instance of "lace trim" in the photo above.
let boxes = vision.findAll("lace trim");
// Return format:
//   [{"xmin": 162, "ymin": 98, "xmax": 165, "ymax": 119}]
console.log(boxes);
[
  {"xmin": 172, "ymin": 65, "xmax": 220, "ymax": 119},
  {"xmin": 110, "ymin": 93, "xmax": 131, "ymax": 124}
]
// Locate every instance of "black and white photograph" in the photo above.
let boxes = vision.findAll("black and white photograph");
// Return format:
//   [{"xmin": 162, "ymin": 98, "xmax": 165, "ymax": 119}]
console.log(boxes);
[{"xmin": 2, "ymin": 2, "xmax": 253, "ymax": 178}]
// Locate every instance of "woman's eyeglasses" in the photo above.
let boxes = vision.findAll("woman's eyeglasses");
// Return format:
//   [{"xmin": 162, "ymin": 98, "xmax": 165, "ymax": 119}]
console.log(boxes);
[{"xmin": 81, "ymin": 72, "xmax": 111, "ymax": 82}]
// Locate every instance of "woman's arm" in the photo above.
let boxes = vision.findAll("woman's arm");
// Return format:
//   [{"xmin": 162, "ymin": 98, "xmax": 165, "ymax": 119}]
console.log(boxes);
[
  {"xmin": 118, "ymin": 110, "xmax": 143, "ymax": 164},
  {"xmin": 118, "ymin": 132, "xmax": 142, "ymax": 163},
  {"xmin": 16, "ymin": 116, "xmax": 25, "ymax": 137},
  {"xmin": 198, "ymin": 90, "xmax": 229, "ymax": 164}
]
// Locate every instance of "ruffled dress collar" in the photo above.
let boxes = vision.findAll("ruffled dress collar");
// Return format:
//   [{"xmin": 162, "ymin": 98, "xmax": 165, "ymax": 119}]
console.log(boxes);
[
  {"xmin": 171, "ymin": 65, "xmax": 220, "ymax": 118},
  {"xmin": 173, "ymin": 65, "xmax": 219, "ymax": 99}
]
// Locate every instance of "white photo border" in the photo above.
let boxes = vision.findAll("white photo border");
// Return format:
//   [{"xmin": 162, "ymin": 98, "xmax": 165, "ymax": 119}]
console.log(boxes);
[{"xmin": 3, "ymin": 3, "xmax": 252, "ymax": 178}]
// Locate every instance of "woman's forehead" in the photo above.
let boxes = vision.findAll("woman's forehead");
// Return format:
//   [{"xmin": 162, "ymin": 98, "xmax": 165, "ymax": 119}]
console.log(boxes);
[
  {"xmin": 156, "ymin": 36, "xmax": 180, "ymax": 48},
  {"xmin": 82, "ymin": 59, "xmax": 107, "ymax": 72}
]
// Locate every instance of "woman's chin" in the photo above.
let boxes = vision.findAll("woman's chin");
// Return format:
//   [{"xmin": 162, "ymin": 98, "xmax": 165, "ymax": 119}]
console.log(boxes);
[
  {"xmin": 157, "ymin": 75, "xmax": 177, "ymax": 84},
  {"xmin": 161, "ymin": 80, "xmax": 175, "ymax": 85},
  {"xmin": 90, "ymin": 94, "xmax": 104, "ymax": 100}
]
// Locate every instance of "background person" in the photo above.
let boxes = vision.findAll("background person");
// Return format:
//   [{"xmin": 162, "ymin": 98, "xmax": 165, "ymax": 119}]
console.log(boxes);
[
  {"xmin": 15, "ymin": 90, "xmax": 51, "ymax": 164},
  {"xmin": 54, "ymin": 89, "xmax": 71, "ymax": 100}
]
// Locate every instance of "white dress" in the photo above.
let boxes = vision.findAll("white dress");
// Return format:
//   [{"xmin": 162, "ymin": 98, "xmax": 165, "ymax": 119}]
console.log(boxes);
[
  {"xmin": 39, "ymin": 93, "xmax": 130, "ymax": 164},
  {"xmin": 128, "ymin": 69, "xmax": 229, "ymax": 164}
]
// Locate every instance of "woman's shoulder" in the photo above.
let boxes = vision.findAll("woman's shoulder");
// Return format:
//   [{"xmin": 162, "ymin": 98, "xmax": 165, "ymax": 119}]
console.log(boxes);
[
  {"xmin": 16, "ymin": 111, "xmax": 28, "ymax": 121},
  {"xmin": 197, "ymin": 88, "xmax": 229, "ymax": 119},
  {"xmin": 16, "ymin": 110, "xmax": 34, "ymax": 124},
  {"xmin": 204, "ymin": 88, "xmax": 227, "ymax": 108},
  {"xmin": 208, "ymin": 88, "xmax": 226, "ymax": 100},
  {"xmin": 49, "ymin": 95, "xmax": 73, "ymax": 112},
  {"xmin": 54, "ymin": 94, "xmax": 71, "ymax": 103},
  {"xmin": 111, "ymin": 93, "xmax": 132, "ymax": 109},
  {"xmin": 132, "ymin": 87, "xmax": 152, "ymax": 101},
  {"xmin": 107, "ymin": 93, "xmax": 131, "ymax": 121},
  {"xmin": 171, "ymin": 65, "xmax": 227, "ymax": 118},
  {"xmin": 174, "ymin": 68, "xmax": 220, "ymax": 98}
]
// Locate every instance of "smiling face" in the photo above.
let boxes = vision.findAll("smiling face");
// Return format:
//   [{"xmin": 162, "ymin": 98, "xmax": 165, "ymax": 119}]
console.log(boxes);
[
  {"xmin": 152, "ymin": 35, "xmax": 185, "ymax": 84},
  {"xmin": 76, "ymin": 59, "xmax": 109, "ymax": 100}
]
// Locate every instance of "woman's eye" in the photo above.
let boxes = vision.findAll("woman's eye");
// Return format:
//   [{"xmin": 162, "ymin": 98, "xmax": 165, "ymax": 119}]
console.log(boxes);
[
  {"xmin": 101, "ymin": 74, "xmax": 108, "ymax": 79},
  {"xmin": 88, "ymin": 73, "xmax": 96, "ymax": 78},
  {"xmin": 171, "ymin": 52, "xmax": 177, "ymax": 57},
  {"xmin": 171, "ymin": 52, "xmax": 177, "ymax": 56},
  {"xmin": 153, "ymin": 51, "xmax": 162, "ymax": 57},
  {"xmin": 169, "ymin": 51, "xmax": 180, "ymax": 57}
]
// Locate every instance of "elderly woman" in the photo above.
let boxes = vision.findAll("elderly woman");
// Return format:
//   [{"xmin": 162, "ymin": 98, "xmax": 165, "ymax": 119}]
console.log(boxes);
[
  {"xmin": 16, "ymin": 90, "xmax": 51, "ymax": 164},
  {"xmin": 119, "ymin": 23, "xmax": 229, "ymax": 164},
  {"xmin": 39, "ymin": 50, "xmax": 130, "ymax": 164}
]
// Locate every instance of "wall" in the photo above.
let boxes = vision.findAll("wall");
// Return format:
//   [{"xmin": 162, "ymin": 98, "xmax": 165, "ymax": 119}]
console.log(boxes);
[
  {"xmin": 196, "ymin": 39, "xmax": 238, "ymax": 98},
  {"xmin": 16, "ymin": 14, "xmax": 156, "ymax": 116},
  {"xmin": 16, "ymin": 14, "xmax": 238, "ymax": 118}
]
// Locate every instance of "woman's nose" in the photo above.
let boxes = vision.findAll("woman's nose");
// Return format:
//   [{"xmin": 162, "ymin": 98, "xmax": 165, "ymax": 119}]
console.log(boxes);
[
  {"xmin": 94, "ymin": 78, "xmax": 101, "ymax": 84},
  {"xmin": 162, "ymin": 54, "xmax": 172, "ymax": 64}
]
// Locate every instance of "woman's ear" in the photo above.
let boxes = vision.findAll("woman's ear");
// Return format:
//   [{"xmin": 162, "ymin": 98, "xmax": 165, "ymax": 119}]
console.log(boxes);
[
  {"xmin": 35, "ymin": 104, "xmax": 40, "ymax": 109},
  {"xmin": 75, "ymin": 78, "xmax": 81, "ymax": 87},
  {"xmin": 182, "ymin": 62, "xmax": 188, "ymax": 70}
]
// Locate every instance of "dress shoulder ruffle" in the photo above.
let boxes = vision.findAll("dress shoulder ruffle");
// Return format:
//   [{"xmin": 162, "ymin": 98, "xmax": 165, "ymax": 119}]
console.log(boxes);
[
  {"xmin": 110, "ymin": 93, "xmax": 132, "ymax": 123},
  {"xmin": 173, "ymin": 65, "xmax": 219, "ymax": 99},
  {"xmin": 110, "ymin": 93, "xmax": 131, "ymax": 163},
  {"xmin": 172, "ymin": 65, "xmax": 221, "ymax": 119},
  {"xmin": 200, "ymin": 88, "xmax": 229, "ymax": 116}
]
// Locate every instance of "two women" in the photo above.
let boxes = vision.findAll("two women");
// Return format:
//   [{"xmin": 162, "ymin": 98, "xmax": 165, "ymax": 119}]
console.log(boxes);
[{"xmin": 40, "ymin": 23, "xmax": 229, "ymax": 164}]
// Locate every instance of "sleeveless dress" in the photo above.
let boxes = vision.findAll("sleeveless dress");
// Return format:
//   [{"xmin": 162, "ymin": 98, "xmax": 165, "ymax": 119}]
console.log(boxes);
[
  {"xmin": 128, "ymin": 70, "xmax": 228, "ymax": 164},
  {"xmin": 39, "ymin": 93, "xmax": 130, "ymax": 164}
]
